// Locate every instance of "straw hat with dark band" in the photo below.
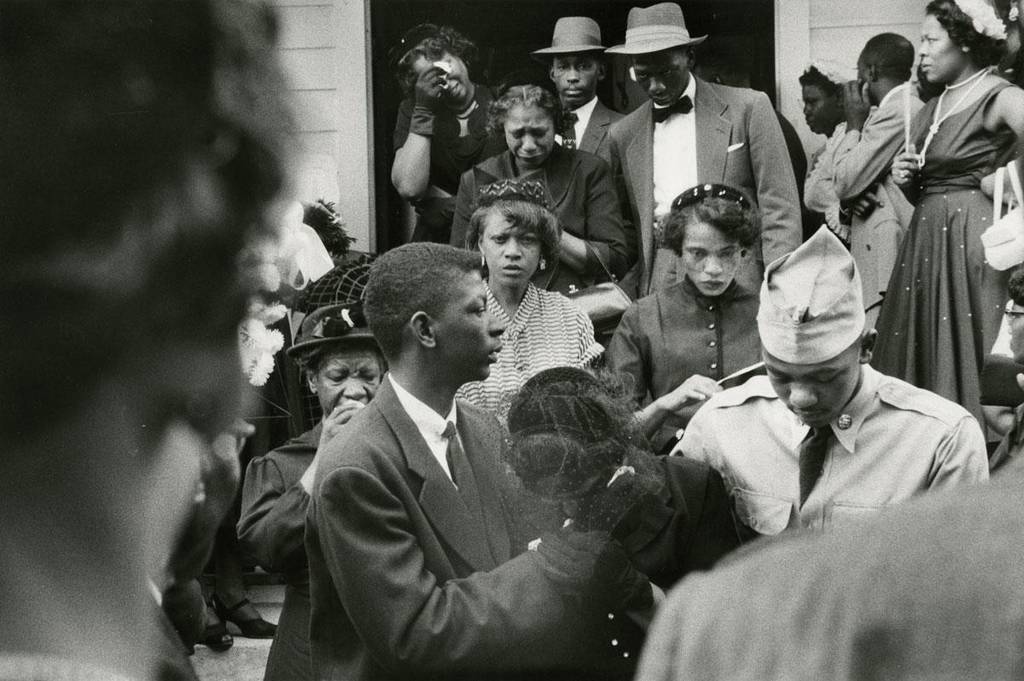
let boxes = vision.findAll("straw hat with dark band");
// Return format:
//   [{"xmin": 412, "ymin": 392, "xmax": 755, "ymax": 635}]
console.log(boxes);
[{"xmin": 605, "ymin": 2, "xmax": 707, "ymax": 55}]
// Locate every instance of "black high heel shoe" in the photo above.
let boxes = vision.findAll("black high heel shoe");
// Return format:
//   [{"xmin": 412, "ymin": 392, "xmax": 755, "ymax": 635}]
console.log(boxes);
[
  {"xmin": 201, "ymin": 604, "xmax": 234, "ymax": 651},
  {"xmin": 212, "ymin": 594, "xmax": 277, "ymax": 639}
]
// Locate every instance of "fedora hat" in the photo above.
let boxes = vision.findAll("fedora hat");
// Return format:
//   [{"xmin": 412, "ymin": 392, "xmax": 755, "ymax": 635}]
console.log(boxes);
[
  {"xmin": 532, "ymin": 16, "xmax": 606, "ymax": 58},
  {"xmin": 606, "ymin": 2, "xmax": 707, "ymax": 55}
]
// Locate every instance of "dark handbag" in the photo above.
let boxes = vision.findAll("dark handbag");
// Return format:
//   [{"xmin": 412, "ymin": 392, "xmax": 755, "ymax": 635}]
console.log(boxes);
[{"xmin": 564, "ymin": 244, "xmax": 632, "ymax": 335}]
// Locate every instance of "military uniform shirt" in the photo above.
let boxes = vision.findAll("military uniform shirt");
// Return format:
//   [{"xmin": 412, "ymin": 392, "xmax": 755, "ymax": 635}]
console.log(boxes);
[{"xmin": 675, "ymin": 366, "xmax": 989, "ymax": 535}]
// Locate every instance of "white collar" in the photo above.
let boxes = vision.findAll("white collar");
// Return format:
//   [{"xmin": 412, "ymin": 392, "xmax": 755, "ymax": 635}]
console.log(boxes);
[
  {"xmin": 388, "ymin": 374, "xmax": 457, "ymax": 438},
  {"xmin": 877, "ymin": 81, "xmax": 911, "ymax": 111},
  {"xmin": 571, "ymin": 95, "xmax": 599, "ymax": 119},
  {"xmin": 653, "ymin": 75, "xmax": 697, "ymax": 109}
]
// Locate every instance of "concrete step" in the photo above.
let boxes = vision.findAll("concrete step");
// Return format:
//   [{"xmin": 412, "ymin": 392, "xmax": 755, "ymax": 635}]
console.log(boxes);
[{"xmin": 191, "ymin": 585, "xmax": 284, "ymax": 681}]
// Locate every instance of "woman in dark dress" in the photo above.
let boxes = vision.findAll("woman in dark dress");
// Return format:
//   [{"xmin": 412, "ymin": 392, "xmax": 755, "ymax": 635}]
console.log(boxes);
[
  {"xmin": 606, "ymin": 184, "xmax": 762, "ymax": 449},
  {"xmin": 876, "ymin": 0, "xmax": 1024, "ymax": 424},
  {"xmin": 450, "ymin": 84, "xmax": 633, "ymax": 295},
  {"xmin": 238, "ymin": 302, "xmax": 384, "ymax": 681}
]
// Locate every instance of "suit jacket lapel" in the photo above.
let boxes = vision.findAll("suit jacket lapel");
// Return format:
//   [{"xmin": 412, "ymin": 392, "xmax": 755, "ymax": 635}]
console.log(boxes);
[
  {"xmin": 694, "ymin": 78, "xmax": 731, "ymax": 183},
  {"xmin": 625, "ymin": 103, "xmax": 655, "ymax": 285},
  {"xmin": 579, "ymin": 101, "xmax": 611, "ymax": 155},
  {"xmin": 543, "ymin": 146, "xmax": 576, "ymax": 214},
  {"xmin": 456, "ymin": 404, "xmax": 511, "ymax": 564},
  {"xmin": 376, "ymin": 382, "xmax": 497, "ymax": 571}
]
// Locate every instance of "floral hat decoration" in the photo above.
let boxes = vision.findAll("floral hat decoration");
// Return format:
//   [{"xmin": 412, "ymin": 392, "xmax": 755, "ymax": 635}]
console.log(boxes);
[
  {"xmin": 954, "ymin": 0, "xmax": 1008, "ymax": 40},
  {"xmin": 476, "ymin": 178, "xmax": 551, "ymax": 209}
]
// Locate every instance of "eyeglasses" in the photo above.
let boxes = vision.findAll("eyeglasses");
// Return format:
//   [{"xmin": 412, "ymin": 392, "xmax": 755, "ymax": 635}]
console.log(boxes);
[
  {"xmin": 1004, "ymin": 306, "xmax": 1024, "ymax": 320},
  {"xmin": 671, "ymin": 184, "xmax": 752, "ymax": 211}
]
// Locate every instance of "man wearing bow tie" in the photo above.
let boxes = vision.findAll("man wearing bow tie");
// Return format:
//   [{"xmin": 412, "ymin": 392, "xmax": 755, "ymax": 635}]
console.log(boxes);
[{"xmin": 607, "ymin": 3, "xmax": 801, "ymax": 297}]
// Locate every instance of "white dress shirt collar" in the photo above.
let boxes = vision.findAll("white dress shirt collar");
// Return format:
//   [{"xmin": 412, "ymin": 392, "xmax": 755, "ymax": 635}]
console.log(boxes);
[{"xmin": 388, "ymin": 374, "xmax": 457, "ymax": 482}]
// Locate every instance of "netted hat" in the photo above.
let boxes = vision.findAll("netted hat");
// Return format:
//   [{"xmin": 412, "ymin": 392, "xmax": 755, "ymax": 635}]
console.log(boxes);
[
  {"xmin": 507, "ymin": 367, "xmax": 626, "ymax": 500},
  {"xmin": 297, "ymin": 253, "xmax": 375, "ymax": 314}
]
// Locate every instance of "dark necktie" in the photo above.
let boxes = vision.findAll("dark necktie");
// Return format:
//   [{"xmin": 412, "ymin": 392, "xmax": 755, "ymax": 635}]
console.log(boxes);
[
  {"xmin": 652, "ymin": 94, "xmax": 693, "ymax": 124},
  {"xmin": 798, "ymin": 426, "xmax": 832, "ymax": 507},
  {"xmin": 442, "ymin": 421, "xmax": 462, "ymax": 487},
  {"xmin": 562, "ymin": 112, "xmax": 579, "ymax": 150}
]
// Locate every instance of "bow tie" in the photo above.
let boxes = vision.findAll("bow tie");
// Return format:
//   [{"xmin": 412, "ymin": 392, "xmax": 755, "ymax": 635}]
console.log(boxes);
[{"xmin": 652, "ymin": 95, "xmax": 693, "ymax": 124}]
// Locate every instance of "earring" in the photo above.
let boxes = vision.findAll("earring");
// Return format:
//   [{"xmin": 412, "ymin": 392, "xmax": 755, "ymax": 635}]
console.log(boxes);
[
  {"xmin": 481, "ymin": 255, "xmax": 486, "ymax": 268},
  {"xmin": 539, "ymin": 257, "xmax": 546, "ymax": 271}
]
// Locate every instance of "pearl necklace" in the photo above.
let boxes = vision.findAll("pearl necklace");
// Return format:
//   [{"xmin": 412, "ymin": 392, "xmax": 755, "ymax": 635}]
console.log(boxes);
[{"xmin": 918, "ymin": 67, "xmax": 991, "ymax": 167}]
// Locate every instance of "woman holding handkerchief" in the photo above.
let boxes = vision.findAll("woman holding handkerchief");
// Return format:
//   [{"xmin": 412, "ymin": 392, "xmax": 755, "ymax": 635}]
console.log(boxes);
[
  {"xmin": 874, "ymin": 0, "xmax": 1024, "ymax": 424},
  {"xmin": 606, "ymin": 184, "xmax": 762, "ymax": 449}
]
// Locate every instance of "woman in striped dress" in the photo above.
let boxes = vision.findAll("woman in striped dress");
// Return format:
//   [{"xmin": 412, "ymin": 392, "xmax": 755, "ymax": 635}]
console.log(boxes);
[{"xmin": 456, "ymin": 178, "xmax": 602, "ymax": 418}]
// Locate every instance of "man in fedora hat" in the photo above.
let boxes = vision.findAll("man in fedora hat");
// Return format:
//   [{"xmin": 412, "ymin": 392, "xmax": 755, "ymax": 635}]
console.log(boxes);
[
  {"xmin": 673, "ymin": 228, "xmax": 988, "ymax": 539},
  {"xmin": 607, "ymin": 1, "xmax": 801, "ymax": 297},
  {"xmin": 532, "ymin": 16, "xmax": 623, "ymax": 163}
]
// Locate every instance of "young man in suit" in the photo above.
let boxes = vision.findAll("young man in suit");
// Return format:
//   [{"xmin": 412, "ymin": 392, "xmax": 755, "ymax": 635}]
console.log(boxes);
[
  {"xmin": 532, "ymin": 16, "xmax": 623, "ymax": 164},
  {"xmin": 305, "ymin": 243, "xmax": 654, "ymax": 681},
  {"xmin": 606, "ymin": 2, "xmax": 801, "ymax": 297},
  {"xmin": 832, "ymin": 33, "xmax": 923, "ymax": 327}
]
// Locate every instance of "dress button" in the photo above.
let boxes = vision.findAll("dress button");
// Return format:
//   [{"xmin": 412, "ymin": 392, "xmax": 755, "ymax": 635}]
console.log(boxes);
[
  {"xmin": 612, "ymin": 639, "xmax": 618, "ymax": 647},
  {"xmin": 707, "ymin": 304, "xmax": 715, "ymax": 311},
  {"xmin": 710, "ymin": 362, "xmax": 718, "ymax": 370},
  {"xmin": 708, "ymin": 340, "xmax": 717, "ymax": 348},
  {"xmin": 707, "ymin": 323, "xmax": 715, "ymax": 330}
]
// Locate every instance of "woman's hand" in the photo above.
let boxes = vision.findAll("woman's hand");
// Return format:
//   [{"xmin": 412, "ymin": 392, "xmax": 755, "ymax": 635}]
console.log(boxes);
[
  {"xmin": 655, "ymin": 375, "xmax": 722, "ymax": 416},
  {"xmin": 637, "ymin": 375, "xmax": 722, "ymax": 439},
  {"xmin": 301, "ymin": 400, "xmax": 365, "ymax": 495},
  {"xmin": 413, "ymin": 64, "xmax": 447, "ymax": 109},
  {"xmin": 891, "ymin": 144, "xmax": 920, "ymax": 188}
]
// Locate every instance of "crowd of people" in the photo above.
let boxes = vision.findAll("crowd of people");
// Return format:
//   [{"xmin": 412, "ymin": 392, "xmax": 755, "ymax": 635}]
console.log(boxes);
[{"xmin": 7, "ymin": 1, "xmax": 1024, "ymax": 680}]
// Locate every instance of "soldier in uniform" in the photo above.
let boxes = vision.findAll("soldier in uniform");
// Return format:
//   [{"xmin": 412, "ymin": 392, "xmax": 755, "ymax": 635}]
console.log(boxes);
[{"xmin": 675, "ymin": 227, "xmax": 989, "ymax": 538}]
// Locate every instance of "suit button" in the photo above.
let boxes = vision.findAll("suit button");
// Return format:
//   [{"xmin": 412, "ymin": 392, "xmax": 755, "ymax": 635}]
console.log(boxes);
[
  {"xmin": 710, "ymin": 362, "xmax": 718, "ymax": 370},
  {"xmin": 709, "ymin": 340, "xmax": 717, "ymax": 348}
]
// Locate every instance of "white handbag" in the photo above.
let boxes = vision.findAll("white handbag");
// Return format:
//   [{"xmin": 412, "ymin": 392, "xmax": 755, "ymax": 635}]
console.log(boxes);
[{"xmin": 982, "ymin": 161, "xmax": 1024, "ymax": 271}]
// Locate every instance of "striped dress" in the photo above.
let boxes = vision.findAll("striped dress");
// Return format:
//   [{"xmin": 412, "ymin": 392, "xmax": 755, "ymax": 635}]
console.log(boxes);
[{"xmin": 456, "ymin": 282, "xmax": 603, "ymax": 418}]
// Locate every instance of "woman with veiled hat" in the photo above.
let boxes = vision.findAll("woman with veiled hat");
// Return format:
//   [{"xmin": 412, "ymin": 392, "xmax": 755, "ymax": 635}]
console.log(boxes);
[
  {"xmin": 237, "ymin": 301, "xmax": 384, "ymax": 681},
  {"xmin": 454, "ymin": 178, "xmax": 602, "ymax": 417},
  {"xmin": 505, "ymin": 367, "xmax": 741, "ymax": 671}
]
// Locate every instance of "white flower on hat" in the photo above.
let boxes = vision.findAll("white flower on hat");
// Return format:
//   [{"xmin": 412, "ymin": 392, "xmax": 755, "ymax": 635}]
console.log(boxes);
[
  {"xmin": 805, "ymin": 60, "xmax": 854, "ymax": 87},
  {"xmin": 954, "ymin": 0, "xmax": 1008, "ymax": 40}
]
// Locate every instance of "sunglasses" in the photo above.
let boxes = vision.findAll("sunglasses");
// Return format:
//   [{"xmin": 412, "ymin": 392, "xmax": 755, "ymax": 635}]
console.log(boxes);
[{"xmin": 671, "ymin": 184, "xmax": 752, "ymax": 211}]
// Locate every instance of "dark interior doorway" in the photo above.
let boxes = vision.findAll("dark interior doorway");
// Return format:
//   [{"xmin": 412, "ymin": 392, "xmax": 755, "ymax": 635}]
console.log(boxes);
[{"xmin": 369, "ymin": 0, "xmax": 776, "ymax": 252}]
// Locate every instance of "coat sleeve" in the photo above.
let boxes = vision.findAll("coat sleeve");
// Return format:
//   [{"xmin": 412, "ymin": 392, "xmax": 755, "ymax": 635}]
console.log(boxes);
[
  {"xmin": 237, "ymin": 457, "xmax": 310, "ymax": 573},
  {"xmin": 746, "ymin": 92, "xmax": 802, "ymax": 265},
  {"xmin": 314, "ymin": 462, "xmax": 608, "ymax": 675},
  {"xmin": 679, "ymin": 463, "xmax": 742, "ymax": 571},
  {"xmin": 831, "ymin": 100, "xmax": 922, "ymax": 201},
  {"xmin": 606, "ymin": 132, "xmax": 642, "ymax": 297},
  {"xmin": 449, "ymin": 169, "xmax": 476, "ymax": 249},
  {"xmin": 604, "ymin": 301, "xmax": 650, "ymax": 406},
  {"xmin": 581, "ymin": 157, "xmax": 636, "ymax": 280}
]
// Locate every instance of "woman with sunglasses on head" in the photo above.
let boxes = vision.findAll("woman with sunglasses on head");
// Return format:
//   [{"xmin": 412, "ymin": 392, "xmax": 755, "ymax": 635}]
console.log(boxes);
[
  {"xmin": 606, "ymin": 184, "xmax": 761, "ymax": 449},
  {"xmin": 390, "ymin": 24, "xmax": 505, "ymax": 244}
]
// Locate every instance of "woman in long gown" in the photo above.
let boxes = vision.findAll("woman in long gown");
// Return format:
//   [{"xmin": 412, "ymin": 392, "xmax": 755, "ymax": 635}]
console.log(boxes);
[{"xmin": 874, "ymin": 0, "xmax": 1024, "ymax": 423}]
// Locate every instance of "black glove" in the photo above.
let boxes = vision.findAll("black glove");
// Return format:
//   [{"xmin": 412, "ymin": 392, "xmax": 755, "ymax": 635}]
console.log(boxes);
[
  {"xmin": 535, "ymin": 529, "xmax": 652, "ymax": 612},
  {"xmin": 413, "ymin": 63, "xmax": 445, "ymax": 109}
]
